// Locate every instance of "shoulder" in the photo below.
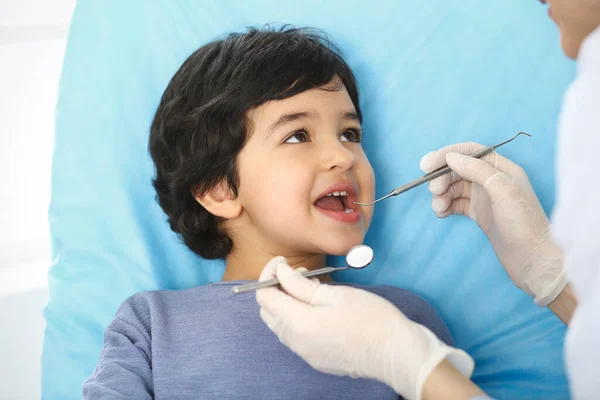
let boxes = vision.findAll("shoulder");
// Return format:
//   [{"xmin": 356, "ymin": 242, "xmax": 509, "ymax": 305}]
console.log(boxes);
[
  {"xmin": 350, "ymin": 284, "xmax": 454, "ymax": 346},
  {"xmin": 115, "ymin": 286, "xmax": 202, "ymax": 318},
  {"xmin": 114, "ymin": 290, "xmax": 159, "ymax": 321},
  {"xmin": 113, "ymin": 285, "xmax": 222, "ymax": 327}
]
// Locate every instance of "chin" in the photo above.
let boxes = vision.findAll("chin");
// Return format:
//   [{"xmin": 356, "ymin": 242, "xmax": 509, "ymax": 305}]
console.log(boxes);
[{"xmin": 322, "ymin": 236, "xmax": 365, "ymax": 256}]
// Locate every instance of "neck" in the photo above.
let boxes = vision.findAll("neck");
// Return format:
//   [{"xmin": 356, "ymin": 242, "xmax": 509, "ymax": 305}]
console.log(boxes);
[{"xmin": 221, "ymin": 241, "xmax": 330, "ymax": 282}]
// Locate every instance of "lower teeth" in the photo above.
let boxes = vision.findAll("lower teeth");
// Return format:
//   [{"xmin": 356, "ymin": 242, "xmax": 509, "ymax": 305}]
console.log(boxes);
[{"xmin": 343, "ymin": 208, "xmax": 354, "ymax": 213}]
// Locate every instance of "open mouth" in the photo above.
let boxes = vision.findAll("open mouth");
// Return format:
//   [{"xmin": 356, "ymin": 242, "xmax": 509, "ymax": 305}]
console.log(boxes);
[
  {"xmin": 313, "ymin": 183, "xmax": 362, "ymax": 224},
  {"xmin": 314, "ymin": 190, "xmax": 356, "ymax": 213}
]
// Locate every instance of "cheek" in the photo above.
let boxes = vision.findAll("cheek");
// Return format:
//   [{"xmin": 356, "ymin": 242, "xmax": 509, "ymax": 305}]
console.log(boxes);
[{"xmin": 238, "ymin": 156, "xmax": 313, "ymax": 218}]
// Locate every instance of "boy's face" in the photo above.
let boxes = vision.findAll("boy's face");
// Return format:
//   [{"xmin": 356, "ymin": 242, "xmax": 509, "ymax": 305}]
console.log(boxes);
[{"xmin": 234, "ymin": 81, "xmax": 375, "ymax": 257}]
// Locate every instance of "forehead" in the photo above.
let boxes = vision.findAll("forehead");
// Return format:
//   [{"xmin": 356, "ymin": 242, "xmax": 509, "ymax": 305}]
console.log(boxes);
[{"xmin": 248, "ymin": 85, "xmax": 356, "ymax": 128}]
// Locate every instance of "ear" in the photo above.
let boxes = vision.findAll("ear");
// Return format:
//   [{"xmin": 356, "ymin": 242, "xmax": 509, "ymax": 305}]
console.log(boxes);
[{"xmin": 194, "ymin": 181, "xmax": 242, "ymax": 219}]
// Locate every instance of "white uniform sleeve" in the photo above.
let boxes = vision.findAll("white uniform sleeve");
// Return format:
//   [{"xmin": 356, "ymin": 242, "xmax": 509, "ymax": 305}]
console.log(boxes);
[{"xmin": 551, "ymin": 25, "xmax": 600, "ymax": 400}]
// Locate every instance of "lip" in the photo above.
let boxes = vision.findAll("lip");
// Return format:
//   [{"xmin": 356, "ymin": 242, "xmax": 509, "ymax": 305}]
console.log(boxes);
[{"xmin": 314, "ymin": 181, "xmax": 362, "ymax": 224}]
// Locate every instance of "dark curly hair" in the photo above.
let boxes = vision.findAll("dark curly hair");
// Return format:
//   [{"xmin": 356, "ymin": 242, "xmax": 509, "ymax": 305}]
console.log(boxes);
[{"xmin": 149, "ymin": 26, "xmax": 362, "ymax": 259}]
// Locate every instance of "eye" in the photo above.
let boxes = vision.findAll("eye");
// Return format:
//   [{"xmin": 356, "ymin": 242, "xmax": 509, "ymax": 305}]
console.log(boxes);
[
  {"xmin": 341, "ymin": 128, "xmax": 362, "ymax": 143},
  {"xmin": 284, "ymin": 129, "xmax": 310, "ymax": 144}
]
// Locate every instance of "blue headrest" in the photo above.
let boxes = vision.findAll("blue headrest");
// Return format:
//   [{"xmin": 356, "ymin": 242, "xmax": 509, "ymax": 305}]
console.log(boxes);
[{"xmin": 43, "ymin": 0, "xmax": 574, "ymax": 398}]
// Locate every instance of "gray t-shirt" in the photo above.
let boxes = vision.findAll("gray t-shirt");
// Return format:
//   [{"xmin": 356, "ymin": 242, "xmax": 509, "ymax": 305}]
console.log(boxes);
[{"xmin": 83, "ymin": 281, "xmax": 453, "ymax": 399}]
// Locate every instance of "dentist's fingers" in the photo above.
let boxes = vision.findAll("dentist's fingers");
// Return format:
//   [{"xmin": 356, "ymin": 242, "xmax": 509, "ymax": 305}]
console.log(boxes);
[
  {"xmin": 421, "ymin": 143, "xmax": 495, "ymax": 195},
  {"xmin": 259, "ymin": 307, "xmax": 279, "ymax": 333},
  {"xmin": 420, "ymin": 141, "xmax": 525, "ymax": 195},
  {"xmin": 433, "ymin": 198, "xmax": 471, "ymax": 219},
  {"xmin": 259, "ymin": 298, "xmax": 311, "ymax": 348},
  {"xmin": 256, "ymin": 277, "xmax": 311, "ymax": 328},
  {"xmin": 431, "ymin": 180, "xmax": 471, "ymax": 217},
  {"xmin": 445, "ymin": 153, "xmax": 510, "ymax": 200},
  {"xmin": 276, "ymin": 263, "xmax": 330, "ymax": 306},
  {"xmin": 420, "ymin": 142, "xmax": 489, "ymax": 173},
  {"xmin": 258, "ymin": 256, "xmax": 288, "ymax": 281},
  {"xmin": 294, "ymin": 267, "xmax": 319, "ymax": 283},
  {"xmin": 257, "ymin": 257, "xmax": 312, "ymax": 325}
]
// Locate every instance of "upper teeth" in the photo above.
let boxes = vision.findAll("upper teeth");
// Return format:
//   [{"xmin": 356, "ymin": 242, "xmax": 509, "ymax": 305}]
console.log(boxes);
[{"xmin": 327, "ymin": 191, "xmax": 348, "ymax": 197}]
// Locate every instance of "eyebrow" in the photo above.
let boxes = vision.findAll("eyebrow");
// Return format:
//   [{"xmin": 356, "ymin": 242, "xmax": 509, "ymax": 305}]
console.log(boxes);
[{"xmin": 267, "ymin": 111, "xmax": 360, "ymax": 135}]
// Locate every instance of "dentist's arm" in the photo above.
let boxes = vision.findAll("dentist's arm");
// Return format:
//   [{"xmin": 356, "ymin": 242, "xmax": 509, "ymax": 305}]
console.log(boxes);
[
  {"xmin": 548, "ymin": 284, "xmax": 577, "ymax": 325},
  {"xmin": 423, "ymin": 359, "xmax": 487, "ymax": 400},
  {"xmin": 256, "ymin": 257, "xmax": 484, "ymax": 400},
  {"xmin": 420, "ymin": 144, "xmax": 573, "ymax": 322}
]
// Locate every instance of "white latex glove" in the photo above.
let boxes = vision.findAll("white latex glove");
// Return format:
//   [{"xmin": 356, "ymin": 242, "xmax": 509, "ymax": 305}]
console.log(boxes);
[
  {"xmin": 256, "ymin": 256, "xmax": 474, "ymax": 400},
  {"xmin": 420, "ymin": 142, "xmax": 568, "ymax": 306}
]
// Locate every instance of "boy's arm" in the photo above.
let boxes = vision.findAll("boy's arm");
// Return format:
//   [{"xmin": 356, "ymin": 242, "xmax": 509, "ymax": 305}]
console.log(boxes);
[{"xmin": 82, "ymin": 297, "xmax": 153, "ymax": 399}]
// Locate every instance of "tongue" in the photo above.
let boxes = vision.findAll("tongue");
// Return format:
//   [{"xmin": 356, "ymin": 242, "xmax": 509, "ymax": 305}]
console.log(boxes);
[{"xmin": 314, "ymin": 196, "xmax": 345, "ymax": 212}]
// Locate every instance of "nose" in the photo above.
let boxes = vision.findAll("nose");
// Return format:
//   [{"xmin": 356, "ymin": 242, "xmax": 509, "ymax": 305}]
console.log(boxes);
[{"xmin": 321, "ymin": 138, "xmax": 357, "ymax": 172}]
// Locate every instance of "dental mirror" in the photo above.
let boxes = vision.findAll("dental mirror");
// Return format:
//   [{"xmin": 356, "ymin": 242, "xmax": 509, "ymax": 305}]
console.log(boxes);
[
  {"xmin": 232, "ymin": 244, "xmax": 374, "ymax": 294},
  {"xmin": 345, "ymin": 244, "xmax": 374, "ymax": 269}
]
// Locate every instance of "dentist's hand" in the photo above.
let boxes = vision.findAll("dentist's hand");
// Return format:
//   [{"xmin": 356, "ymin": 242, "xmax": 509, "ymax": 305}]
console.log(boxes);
[
  {"xmin": 256, "ymin": 257, "xmax": 474, "ymax": 400},
  {"xmin": 420, "ymin": 142, "xmax": 568, "ymax": 306}
]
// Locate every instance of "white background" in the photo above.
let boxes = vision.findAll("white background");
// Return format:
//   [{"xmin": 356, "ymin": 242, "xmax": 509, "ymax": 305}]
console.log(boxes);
[{"xmin": 0, "ymin": 0, "xmax": 75, "ymax": 398}]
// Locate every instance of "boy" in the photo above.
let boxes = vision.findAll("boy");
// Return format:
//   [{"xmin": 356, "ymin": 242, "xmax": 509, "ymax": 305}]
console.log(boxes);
[{"xmin": 83, "ymin": 26, "xmax": 453, "ymax": 399}]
